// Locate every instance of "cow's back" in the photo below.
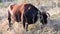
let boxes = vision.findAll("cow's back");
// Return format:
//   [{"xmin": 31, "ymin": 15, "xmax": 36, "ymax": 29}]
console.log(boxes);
[{"xmin": 23, "ymin": 4, "xmax": 39, "ymax": 24}]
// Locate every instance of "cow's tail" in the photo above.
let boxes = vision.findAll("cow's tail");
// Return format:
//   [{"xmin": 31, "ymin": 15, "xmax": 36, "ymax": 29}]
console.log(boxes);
[{"xmin": 7, "ymin": 10, "xmax": 13, "ymax": 30}]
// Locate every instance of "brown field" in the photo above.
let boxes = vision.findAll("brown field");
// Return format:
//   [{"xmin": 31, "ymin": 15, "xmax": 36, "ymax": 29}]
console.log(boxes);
[{"xmin": 0, "ymin": 0, "xmax": 60, "ymax": 34}]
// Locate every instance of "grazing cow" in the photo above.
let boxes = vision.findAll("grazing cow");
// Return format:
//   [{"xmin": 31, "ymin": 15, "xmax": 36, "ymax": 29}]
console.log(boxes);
[{"xmin": 7, "ymin": 3, "xmax": 49, "ymax": 31}]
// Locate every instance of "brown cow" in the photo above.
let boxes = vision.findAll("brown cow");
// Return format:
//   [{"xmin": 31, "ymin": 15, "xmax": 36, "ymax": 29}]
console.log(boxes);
[{"xmin": 7, "ymin": 3, "xmax": 49, "ymax": 31}]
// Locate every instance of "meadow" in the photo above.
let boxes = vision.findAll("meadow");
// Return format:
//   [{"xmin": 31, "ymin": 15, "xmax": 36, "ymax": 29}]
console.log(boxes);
[{"xmin": 0, "ymin": 0, "xmax": 60, "ymax": 34}]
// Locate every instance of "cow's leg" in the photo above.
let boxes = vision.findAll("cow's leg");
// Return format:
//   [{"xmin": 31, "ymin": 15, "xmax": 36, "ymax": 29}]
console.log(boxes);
[
  {"xmin": 25, "ymin": 22, "xmax": 28, "ymax": 31},
  {"xmin": 21, "ymin": 12, "xmax": 28, "ymax": 31},
  {"xmin": 38, "ymin": 11, "xmax": 45, "ymax": 29},
  {"xmin": 21, "ymin": 12, "xmax": 23, "ymax": 23},
  {"xmin": 8, "ymin": 11, "xmax": 12, "ymax": 30},
  {"xmin": 23, "ymin": 15, "xmax": 28, "ymax": 31},
  {"xmin": 23, "ymin": 22, "xmax": 28, "ymax": 31}
]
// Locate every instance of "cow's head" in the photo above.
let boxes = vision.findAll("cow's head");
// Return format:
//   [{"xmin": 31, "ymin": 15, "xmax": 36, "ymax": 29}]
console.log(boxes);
[{"xmin": 40, "ymin": 11, "xmax": 50, "ymax": 25}]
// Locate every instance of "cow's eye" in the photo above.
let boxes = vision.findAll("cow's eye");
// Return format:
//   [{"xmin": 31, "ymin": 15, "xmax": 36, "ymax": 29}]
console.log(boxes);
[{"xmin": 40, "ymin": 15, "xmax": 43, "ymax": 20}]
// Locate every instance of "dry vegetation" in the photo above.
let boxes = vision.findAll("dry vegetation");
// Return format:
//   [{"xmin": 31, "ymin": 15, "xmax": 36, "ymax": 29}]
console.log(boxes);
[{"xmin": 0, "ymin": 0, "xmax": 60, "ymax": 34}]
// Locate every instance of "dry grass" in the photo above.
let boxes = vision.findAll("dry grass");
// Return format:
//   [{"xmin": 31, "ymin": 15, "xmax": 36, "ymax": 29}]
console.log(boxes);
[
  {"xmin": 0, "ymin": 19, "xmax": 26, "ymax": 34},
  {"xmin": 0, "ymin": 0, "xmax": 60, "ymax": 34},
  {"xmin": 0, "ymin": 19, "xmax": 60, "ymax": 34}
]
